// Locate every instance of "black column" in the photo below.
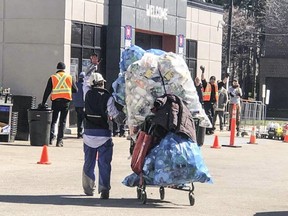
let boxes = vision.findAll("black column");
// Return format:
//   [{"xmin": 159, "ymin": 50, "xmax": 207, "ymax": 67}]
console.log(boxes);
[{"xmin": 106, "ymin": 0, "xmax": 122, "ymax": 90}]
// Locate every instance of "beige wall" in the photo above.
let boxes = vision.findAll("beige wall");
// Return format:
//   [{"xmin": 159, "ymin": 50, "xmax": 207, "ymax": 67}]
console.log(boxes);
[
  {"xmin": 69, "ymin": 0, "xmax": 109, "ymax": 25},
  {"xmin": 0, "ymin": 0, "xmax": 108, "ymax": 104},
  {"xmin": 186, "ymin": 6, "xmax": 223, "ymax": 80},
  {"xmin": 0, "ymin": 0, "xmax": 66, "ymax": 103}
]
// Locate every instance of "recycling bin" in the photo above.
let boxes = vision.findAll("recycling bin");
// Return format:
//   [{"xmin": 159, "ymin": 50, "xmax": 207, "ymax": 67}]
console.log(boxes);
[{"xmin": 28, "ymin": 108, "xmax": 52, "ymax": 146}]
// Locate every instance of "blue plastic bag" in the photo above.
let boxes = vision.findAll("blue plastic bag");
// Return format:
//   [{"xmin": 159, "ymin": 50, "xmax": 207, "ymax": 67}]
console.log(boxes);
[
  {"xmin": 112, "ymin": 74, "xmax": 126, "ymax": 106},
  {"xmin": 119, "ymin": 45, "xmax": 146, "ymax": 71},
  {"xmin": 122, "ymin": 132, "xmax": 212, "ymax": 187},
  {"xmin": 146, "ymin": 49, "xmax": 166, "ymax": 56}
]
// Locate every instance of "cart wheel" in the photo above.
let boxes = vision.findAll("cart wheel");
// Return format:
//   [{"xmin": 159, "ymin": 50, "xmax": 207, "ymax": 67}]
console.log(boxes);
[
  {"xmin": 159, "ymin": 186, "xmax": 165, "ymax": 200},
  {"xmin": 189, "ymin": 192, "xmax": 195, "ymax": 206},
  {"xmin": 136, "ymin": 187, "xmax": 141, "ymax": 199},
  {"xmin": 141, "ymin": 191, "xmax": 147, "ymax": 204}
]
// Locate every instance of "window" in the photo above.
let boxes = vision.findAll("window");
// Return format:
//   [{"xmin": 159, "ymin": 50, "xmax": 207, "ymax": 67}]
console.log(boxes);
[
  {"xmin": 71, "ymin": 22, "xmax": 106, "ymax": 76},
  {"xmin": 186, "ymin": 40, "xmax": 197, "ymax": 79}
]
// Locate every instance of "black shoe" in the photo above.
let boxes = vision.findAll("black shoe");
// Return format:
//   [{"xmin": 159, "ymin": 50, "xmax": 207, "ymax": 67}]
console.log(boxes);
[
  {"xmin": 56, "ymin": 140, "xmax": 63, "ymax": 147},
  {"xmin": 77, "ymin": 134, "xmax": 83, "ymax": 139},
  {"xmin": 49, "ymin": 135, "xmax": 56, "ymax": 145},
  {"xmin": 84, "ymin": 191, "xmax": 94, "ymax": 196},
  {"xmin": 100, "ymin": 191, "xmax": 109, "ymax": 199}
]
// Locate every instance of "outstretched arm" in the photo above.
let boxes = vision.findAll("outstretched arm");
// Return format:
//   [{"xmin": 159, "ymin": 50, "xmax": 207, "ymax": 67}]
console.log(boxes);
[{"xmin": 42, "ymin": 78, "xmax": 52, "ymax": 105}]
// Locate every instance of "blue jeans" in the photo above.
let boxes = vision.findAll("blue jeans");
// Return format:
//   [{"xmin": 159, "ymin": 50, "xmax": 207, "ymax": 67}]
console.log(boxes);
[{"xmin": 82, "ymin": 139, "xmax": 113, "ymax": 194}]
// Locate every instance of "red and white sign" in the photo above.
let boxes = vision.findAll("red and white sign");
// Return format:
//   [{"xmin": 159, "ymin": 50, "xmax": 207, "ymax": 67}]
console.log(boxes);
[
  {"xmin": 178, "ymin": 34, "xmax": 184, "ymax": 47},
  {"xmin": 125, "ymin": 25, "xmax": 132, "ymax": 40}
]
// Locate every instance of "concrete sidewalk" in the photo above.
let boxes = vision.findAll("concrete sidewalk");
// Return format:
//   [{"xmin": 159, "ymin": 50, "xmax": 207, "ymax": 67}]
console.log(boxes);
[{"xmin": 0, "ymin": 131, "xmax": 288, "ymax": 216}]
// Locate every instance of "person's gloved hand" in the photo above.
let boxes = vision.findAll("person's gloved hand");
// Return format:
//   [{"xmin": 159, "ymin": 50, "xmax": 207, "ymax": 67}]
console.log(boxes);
[
  {"xmin": 200, "ymin": 65, "xmax": 205, "ymax": 73},
  {"xmin": 38, "ymin": 103, "xmax": 48, "ymax": 110}
]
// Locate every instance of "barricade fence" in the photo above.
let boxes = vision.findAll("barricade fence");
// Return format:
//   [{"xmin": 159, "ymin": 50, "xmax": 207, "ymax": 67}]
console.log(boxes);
[{"xmin": 224, "ymin": 99, "xmax": 267, "ymax": 136}]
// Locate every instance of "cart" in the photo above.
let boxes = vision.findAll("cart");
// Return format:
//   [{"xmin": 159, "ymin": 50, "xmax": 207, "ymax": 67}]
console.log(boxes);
[
  {"xmin": 128, "ymin": 117, "xmax": 202, "ymax": 206},
  {"xmin": 136, "ymin": 179, "xmax": 195, "ymax": 206}
]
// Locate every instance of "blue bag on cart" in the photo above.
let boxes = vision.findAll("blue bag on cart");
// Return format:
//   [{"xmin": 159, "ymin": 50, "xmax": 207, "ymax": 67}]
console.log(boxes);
[{"xmin": 122, "ymin": 132, "xmax": 212, "ymax": 187}]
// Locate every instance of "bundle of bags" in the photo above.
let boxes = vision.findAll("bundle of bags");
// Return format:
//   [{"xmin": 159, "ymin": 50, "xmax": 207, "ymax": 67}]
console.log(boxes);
[
  {"xmin": 112, "ymin": 45, "xmax": 211, "ymax": 129},
  {"xmin": 112, "ymin": 45, "xmax": 212, "ymax": 186}
]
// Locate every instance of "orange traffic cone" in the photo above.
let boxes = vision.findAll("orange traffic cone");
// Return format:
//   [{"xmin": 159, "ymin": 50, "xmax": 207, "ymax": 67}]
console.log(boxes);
[
  {"xmin": 211, "ymin": 135, "xmax": 221, "ymax": 149},
  {"xmin": 37, "ymin": 145, "xmax": 51, "ymax": 165},
  {"xmin": 247, "ymin": 126, "xmax": 257, "ymax": 144},
  {"xmin": 283, "ymin": 130, "xmax": 288, "ymax": 143}
]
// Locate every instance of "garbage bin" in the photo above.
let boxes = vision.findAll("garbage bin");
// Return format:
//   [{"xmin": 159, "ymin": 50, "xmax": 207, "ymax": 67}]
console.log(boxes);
[
  {"xmin": 193, "ymin": 118, "xmax": 206, "ymax": 147},
  {"xmin": 28, "ymin": 108, "xmax": 52, "ymax": 146}
]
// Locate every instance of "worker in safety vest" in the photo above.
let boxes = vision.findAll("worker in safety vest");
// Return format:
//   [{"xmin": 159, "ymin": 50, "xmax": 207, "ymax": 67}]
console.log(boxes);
[
  {"xmin": 201, "ymin": 65, "xmax": 219, "ymax": 135},
  {"xmin": 42, "ymin": 62, "xmax": 78, "ymax": 147}
]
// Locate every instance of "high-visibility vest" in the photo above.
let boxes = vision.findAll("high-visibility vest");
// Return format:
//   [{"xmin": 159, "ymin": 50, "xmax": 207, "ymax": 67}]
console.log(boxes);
[
  {"xmin": 203, "ymin": 83, "xmax": 218, "ymax": 102},
  {"xmin": 51, "ymin": 72, "xmax": 72, "ymax": 101}
]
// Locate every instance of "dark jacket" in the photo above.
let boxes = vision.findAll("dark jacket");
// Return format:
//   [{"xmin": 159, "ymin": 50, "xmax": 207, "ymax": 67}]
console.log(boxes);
[
  {"xmin": 195, "ymin": 83, "xmax": 203, "ymax": 104},
  {"xmin": 84, "ymin": 87, "xmax": 111, "ymax": 130},
  {"xmin": 151, "ymin": 94, "xmax": 197, "ymax": 142},
  {"xmin": 72, "ymin": 80, "xmax": 84, "ymax": 107}
]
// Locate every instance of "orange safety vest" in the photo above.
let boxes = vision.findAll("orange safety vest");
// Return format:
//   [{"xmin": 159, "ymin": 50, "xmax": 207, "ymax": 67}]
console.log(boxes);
[
  {"xmin": 51, "ymin": 72, "xmax": 72, "ymax": 101},
  {"xmin": 203, "ymin": 83, "xmax": 219, "ymax": 102}
]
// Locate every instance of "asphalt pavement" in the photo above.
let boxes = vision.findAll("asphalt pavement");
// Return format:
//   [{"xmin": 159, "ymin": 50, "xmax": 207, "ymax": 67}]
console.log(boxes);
[{"xmin": 0, "ymin": 130, "xmax": 288, "ymax": 216}]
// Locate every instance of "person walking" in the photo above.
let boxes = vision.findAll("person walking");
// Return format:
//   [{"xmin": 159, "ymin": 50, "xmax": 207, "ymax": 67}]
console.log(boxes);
[
  {"xmin": 200, "ymin": 66, "xmax": 218, "ymax": 135},
  {"xmin": 42, "ymin": 62, "xmax": 78, "ymax": 147},
  {"xmin": 228, "ymin": 79, "xmax": 242, "ymax": 136},
  {"xmin": 212, "ymin": 81, "xmax": 228, "ymax": 131},
  {"xmin": 72, "ymin": 72, "xmax": 85, "ymax": 138},
  {"xmin": 82, "ymin": 72, "xmax": 125, "ymax": 199},
  {"xmin": 83, "ymin": 53, "xmax": 101, "ymax": 97}
]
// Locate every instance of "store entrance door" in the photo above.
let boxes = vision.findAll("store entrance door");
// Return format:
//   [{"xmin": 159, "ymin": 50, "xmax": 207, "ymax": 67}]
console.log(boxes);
[{"xmin": 135, "ymin": 32, "xmax": 162, "ymax": 50}]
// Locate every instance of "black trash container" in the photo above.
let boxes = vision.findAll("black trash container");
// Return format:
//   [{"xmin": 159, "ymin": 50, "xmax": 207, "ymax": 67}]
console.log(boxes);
[
  {"xmin": 193, "ymin": 118, "xmax": 206, "ymax": 147},
  {"xmin": 28, "ymin": 108, "xmax": 52, "ymax": 146}
]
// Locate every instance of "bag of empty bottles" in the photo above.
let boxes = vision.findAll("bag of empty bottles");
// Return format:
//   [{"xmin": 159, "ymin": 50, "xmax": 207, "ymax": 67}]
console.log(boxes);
[
  {"xmin": 122, "ymin": 132, "xmax": 212, "ymax": 187},
  {"xmin": 125, "ymin": 51, "xmax": 211, "ymax": 128}
]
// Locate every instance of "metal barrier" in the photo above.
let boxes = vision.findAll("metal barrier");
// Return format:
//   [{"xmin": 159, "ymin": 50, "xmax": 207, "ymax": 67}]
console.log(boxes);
[{"xmin": 239, "ymin": 99, "xmax": 267, "ymax": 136}]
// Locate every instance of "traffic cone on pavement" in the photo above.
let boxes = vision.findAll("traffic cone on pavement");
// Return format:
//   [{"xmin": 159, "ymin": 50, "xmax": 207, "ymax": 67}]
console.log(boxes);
[
  {"xmin": 37, "ymin": 145, "xmax": 51, "ymax": 165},
  {"xmin": 211, "ymin": 135, "xmax": 221, "ymax": 149},
  {"xmin": 283, "ymin": 130, "xmax": 288, "ymax": 143},
  {"xmin": 247, "ymin": 126, "xmax": 257, "ymax": 144}
]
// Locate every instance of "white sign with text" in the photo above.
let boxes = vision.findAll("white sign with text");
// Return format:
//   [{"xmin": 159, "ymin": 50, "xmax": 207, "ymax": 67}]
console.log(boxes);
[{"xmin": 146, "ymin": 4, "xmax": 168, "ymax": 20}]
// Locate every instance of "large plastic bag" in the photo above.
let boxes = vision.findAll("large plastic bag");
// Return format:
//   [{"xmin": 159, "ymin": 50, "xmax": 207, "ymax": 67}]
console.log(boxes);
[
  {"xmin": 122, "ymin": 132, "xmax": 212, "ymax": 187},
  {"xmin": 125, "ymin": 52, "xmax": 211, "ymax": 127},
  {"xmin": 119, "ymin": 45, "xmax": 146, "ymax": 72}
]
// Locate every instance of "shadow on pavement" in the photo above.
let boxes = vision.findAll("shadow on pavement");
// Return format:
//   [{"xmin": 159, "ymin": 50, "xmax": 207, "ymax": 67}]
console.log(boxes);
[
  {"xmin": 254, "ymin": 212, "xmax": 288, "ymax": 216},
  {"xmin": 0, "ymin": 195, "xmax": 184, "ymax": 208},
  {"xmin": 0, "ymin": 143, "xmax": 31, "ymax": 147}
]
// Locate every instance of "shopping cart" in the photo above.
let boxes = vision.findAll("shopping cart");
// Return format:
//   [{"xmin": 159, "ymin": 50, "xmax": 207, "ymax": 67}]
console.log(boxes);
[
  {"xmin": 128, "ymin": 116, "xmax": 203, "ymax": 206},
  {"xmin": 129, "ymin": 132, "xmax": 196, "ymax": 206},
  {"xmin": 136, "ymin": 179, "xmax": 195, "ymax": 206}
]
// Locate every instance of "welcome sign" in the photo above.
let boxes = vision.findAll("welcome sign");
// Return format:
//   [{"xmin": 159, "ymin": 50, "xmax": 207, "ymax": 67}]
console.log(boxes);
[{"xmin": 146, "ymin": 4, "xmax": 168, "ymax": 20}]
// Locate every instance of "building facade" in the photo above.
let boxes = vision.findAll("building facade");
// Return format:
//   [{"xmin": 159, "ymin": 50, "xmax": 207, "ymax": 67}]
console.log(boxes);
[
  {"xmin": 0, "ymin": 0, "xmax": 223, "ymax": 125},
  {"xmin": 259, "ymin": 21, "xmax": 288, "ymax": 118}
]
